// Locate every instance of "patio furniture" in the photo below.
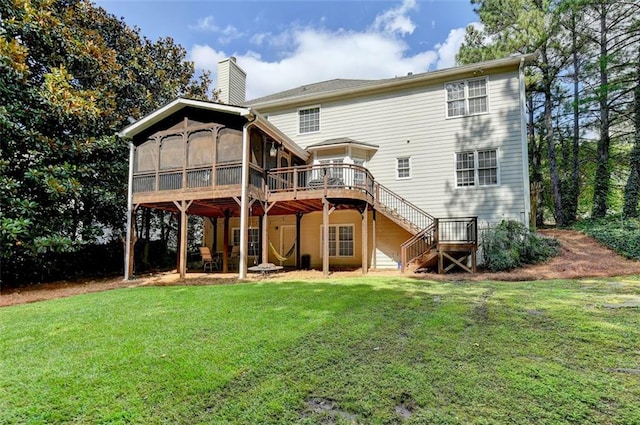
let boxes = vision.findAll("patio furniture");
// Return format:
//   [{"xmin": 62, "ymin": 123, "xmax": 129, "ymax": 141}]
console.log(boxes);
[
  {"xmin": 248, "ymin": 262, "xmax": 283, "ymax": 277},
  {"xmin": 199, "ymin": 246, "xmax": 218, "ymax": 272}
]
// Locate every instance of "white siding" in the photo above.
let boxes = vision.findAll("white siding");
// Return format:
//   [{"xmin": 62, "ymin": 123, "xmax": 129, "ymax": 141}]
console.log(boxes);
[
  {"xmin": 217, "ymin": 58, "xmax": 246, "ymax": 105},
  {"xmin": 260, "ymin": 71, "xmax": 528, "ymax": 227}
]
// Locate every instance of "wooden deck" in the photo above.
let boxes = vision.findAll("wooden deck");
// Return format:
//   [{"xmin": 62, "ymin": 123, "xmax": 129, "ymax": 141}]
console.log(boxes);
[
  {"xmin": 132, "ymin": 163, "xmax": 376, "ymax": 216},
  {"xmin": 131, "ymin": 162, "xmax": 477, "ymax": 274}
]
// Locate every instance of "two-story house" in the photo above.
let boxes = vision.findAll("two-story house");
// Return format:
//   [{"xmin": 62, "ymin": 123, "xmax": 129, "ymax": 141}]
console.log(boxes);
[{"xmin": 119, "ymin": 54, "xmax": 534, "ymax": 279}]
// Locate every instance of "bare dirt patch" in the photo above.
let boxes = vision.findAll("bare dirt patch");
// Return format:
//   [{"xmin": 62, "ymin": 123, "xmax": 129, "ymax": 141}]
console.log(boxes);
[{"xmin": 2, "ymin": 229, "xmax": 639, "ymax": 307}]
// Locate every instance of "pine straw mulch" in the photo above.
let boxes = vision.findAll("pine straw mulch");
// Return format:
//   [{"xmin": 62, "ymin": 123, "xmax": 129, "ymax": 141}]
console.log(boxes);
[{"xmin": 2, "ymin": 229, "xmax": 639, "ymax": 308}]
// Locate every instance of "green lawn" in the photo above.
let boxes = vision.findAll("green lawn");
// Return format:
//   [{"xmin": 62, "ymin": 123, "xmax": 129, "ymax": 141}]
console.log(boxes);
[{"xmin": 1, "ymin": 276, "xmax": 639, "ymax": 424}]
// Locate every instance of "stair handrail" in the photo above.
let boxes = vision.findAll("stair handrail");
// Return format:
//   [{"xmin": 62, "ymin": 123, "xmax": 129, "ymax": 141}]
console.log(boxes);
[
  {"xmin": 373, "ymin": 182, "xmax": 435, "ymax": 231},
  {"xmin": 400, "ymin": 221, "xmax": 438, "ymax": 273}
]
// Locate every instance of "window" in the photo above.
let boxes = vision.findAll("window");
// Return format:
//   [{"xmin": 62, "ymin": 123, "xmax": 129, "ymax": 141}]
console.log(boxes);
[
  {"xmin": 232, "ymin": 228, "xmax": 260, "ymax": 256},
  {"xmin": 396, "ymin": 157, "xmax": 411, "ymax": 179},
  {"xmin": 455, "ymin": 149, "xmax": 498, "ymax": 187},
  {"xmin": 445, "ymin": 78, "xmax": 488, "ymax": 117},
  {"xmin": 299, "ymin": 106, "xmax": 320, "ymax": 133},
  {"xmin": 455, "ymin": 152, "xmax": 475, "ymax": 187},
  {"xmin": 354, "ymin": 159, "xmax": 366, "ymax": 186},
  {"xmin": 321, "ymin": 224, "xmax": 354, "ymax": 257},
  {"xmin": 477, "ymin": 150, "xmax": 498, "ymax": 185},
  {"xmin": 319, "ymin": 158, "xmax": 344, "ymax": 180}
]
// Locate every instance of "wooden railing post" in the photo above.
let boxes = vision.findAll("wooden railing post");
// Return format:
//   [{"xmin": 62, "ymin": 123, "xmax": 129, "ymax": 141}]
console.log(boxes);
[
  {"xmin": 323, "ymin": 169, "xmax": 328, "ymax": 197},
  {"xmin": 293, "ymin": 168, "xmax": 298, "ymax": 197},
  {"xmin": 474, "ymin": 217, "xmax": 478, "ymax": 244}
]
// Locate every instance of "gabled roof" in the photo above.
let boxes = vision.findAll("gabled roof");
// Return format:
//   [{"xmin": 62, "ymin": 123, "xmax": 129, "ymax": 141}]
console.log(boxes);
[
  {"xmin": 118, "ymin": 98, "xmax": 252, "ymax": 139},
  {"xmin": 246, "ymin": 54, "xmax": 536, "ymax": 110},
  {"xmin": 118, "ymin": 97, "xmax": 309, "ymax": 161}
]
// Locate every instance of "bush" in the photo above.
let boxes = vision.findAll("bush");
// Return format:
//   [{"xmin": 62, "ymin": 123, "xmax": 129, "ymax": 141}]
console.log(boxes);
[
  {"xmin": 481, "ymin": 220, "xmax": 560, "ymax": 272},
  {"xmin": 1, "ymin": 240, "xmax": 125, "ymax": 287},
  {"xmin": 573, "ymin": 216, "xmax": 640, "ymax": 260}
]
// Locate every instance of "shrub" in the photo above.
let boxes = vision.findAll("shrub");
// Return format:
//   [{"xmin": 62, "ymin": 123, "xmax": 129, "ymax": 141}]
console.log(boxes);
[
  {"xmin": 573, "ymin": 216, "xmax": 640, "ymax": 260},
  {"xmin": 481, "ymin": 220, "xmax": 560, "ymax": 272},
  {"xmin": 2, "ymin": 240, "xmax": 125, "ymax": 287}
]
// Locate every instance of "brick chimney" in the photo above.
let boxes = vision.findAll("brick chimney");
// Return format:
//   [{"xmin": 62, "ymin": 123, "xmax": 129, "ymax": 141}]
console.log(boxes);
[{"xmin": 217, "ymin": 57, "xmax": 246, "ymax": 105}]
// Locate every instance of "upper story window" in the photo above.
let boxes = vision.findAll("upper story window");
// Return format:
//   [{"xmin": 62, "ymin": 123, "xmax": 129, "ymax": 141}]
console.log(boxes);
[
  {"xmin": 455, "ymin": 149, "xmax": 498, "ymax": 187},
  {"xmin": 299, "ymin": 106, "xmax": 320, "ymax": 133},
  {"xmin": 396, "ymin": 157, "xmax": 411, "ymax": 179},
  {"xmin": 445, "ymin": 78, "xmax": 488, "ymax": 118}
]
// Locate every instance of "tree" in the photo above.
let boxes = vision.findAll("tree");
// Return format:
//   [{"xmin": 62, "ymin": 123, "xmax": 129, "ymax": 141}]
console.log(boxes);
[
  {"xmin": 459, "ymin": 0, "xmax": 640, "ymax": 225},
  {"xmin": 582, "ymin": 1, "xmax": 639, "ymax": 218},
  {"xmin": 623, "ymin": 43, "xmax": 640, "ymax": 217},
  {"xmin": 0, "ymin": 0, "xmax": 212, "ymax": 283},
  {"xmin": 458, "ymin": 0, "xmax": 569, "ymax": 225}
]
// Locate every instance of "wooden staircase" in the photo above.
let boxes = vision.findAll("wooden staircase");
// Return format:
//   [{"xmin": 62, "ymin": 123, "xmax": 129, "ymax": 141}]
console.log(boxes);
[{"xmin": 373, "ymin": 182, "xmax": 477, "ymax": 274}]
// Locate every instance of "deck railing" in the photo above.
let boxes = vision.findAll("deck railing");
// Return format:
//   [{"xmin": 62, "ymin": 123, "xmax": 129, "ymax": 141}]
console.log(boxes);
[
  {"xmin": 400, "ymin": 222, "xmax": 437, "ymax": 271},
  {"xmin": 438, "ymin": 217, "xmax": 477, "ymax": 243},
  {"xmin": 186, "ymin": 167, "xmax": 212, "ymax": 188},
  {"xmin": 132, "ymin": 173, "xmax": 155, "ymax": 193},
  {"xmin": 400, "ymin": 217, "xmax": 478, "ymax": 272},
  {"xmin": 266, "ymin": 164, "xmax": 375, "ymax": 199},
  {"xmin": 374, "ymin": 182, "xmax": 434, "ymax": 231},
  {"xmin": 132, "ymin": 162, "xmax": 265, "ymax": 193}
]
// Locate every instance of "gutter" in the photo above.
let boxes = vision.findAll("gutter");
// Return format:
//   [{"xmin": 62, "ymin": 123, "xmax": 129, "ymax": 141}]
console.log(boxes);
[
  {"xmin": 123, "ymin": 140, "xmax": 135, "ymax": 280},
  {"xmin": 518, "ymin": 56, "xmax": 532, "ymax": 228},
  {"xmin": 250, "ymin": 54, "xmax": 538, "ymax": 110},
  {"xmin": 239, "ymin": 114, "xmax": 257, "ymax": 279}
]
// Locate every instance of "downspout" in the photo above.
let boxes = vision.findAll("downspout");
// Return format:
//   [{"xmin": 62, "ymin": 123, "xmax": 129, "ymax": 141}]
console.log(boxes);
[
  {"xmin": 518, "ymin": 57, "xmax": 531, "ymax": 229},
  {"xmin": 239, "ymin": 113, "xmax": 257, "ymax": 279},
  {"xmin": 124, "ymin": 141, "xmax": 135, "ymax": 280}
]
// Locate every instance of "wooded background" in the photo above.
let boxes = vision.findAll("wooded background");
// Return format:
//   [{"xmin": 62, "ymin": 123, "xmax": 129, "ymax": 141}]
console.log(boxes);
[{"xmin": 457, "ymin": 0, "xmax": 640, "ymax": 226}]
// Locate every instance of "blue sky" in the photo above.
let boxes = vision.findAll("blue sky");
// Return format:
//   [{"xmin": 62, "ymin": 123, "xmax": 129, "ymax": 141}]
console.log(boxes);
[{"xmin": 93, "ymin": 0, "xmax": 480, "ymax": 99}]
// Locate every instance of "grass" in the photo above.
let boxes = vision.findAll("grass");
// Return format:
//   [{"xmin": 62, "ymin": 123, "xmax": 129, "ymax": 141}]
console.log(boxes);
[{"xmin": 1, "ymin": 276, "xmax": 639, "ymax": 424}]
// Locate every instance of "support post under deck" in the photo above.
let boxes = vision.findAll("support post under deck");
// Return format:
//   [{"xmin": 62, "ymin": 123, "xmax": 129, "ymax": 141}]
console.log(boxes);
[
  {"xmin": 361, "ymin": 207, "xmax": 368, "ymax": 275},
  {"xmin": 322, "ymin": 198, "xmax": 330, "ymax": 276}
]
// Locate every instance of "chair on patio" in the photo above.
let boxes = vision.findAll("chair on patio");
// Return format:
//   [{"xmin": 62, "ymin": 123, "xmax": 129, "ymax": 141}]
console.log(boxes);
[
  {"xmin": 199, "ymin": 246, "xmax": 218, "ymax": 272},
  {"xmin": 229, "ymin": 245, "xmax": 240, "ymax": 270}
]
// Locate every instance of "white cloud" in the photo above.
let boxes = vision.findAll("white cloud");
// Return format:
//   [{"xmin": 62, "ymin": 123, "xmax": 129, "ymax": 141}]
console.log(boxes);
[
  {"xmin": 193, "ymin": 16, "xmax": 217, "ymax": 32},
  {"xmin": 434, "ymin": 27, "xmax": 466, "ymax": 69},
  {"xmin": 191, "ymin": 16, "xmax": 243, "ymax": 45},
  {"xmin": 250, "ymin": 30, "xmax": 294, "ymax": 53},
  {"xmin": 188, "ymin": 1, "xmax": 474, "ymax": 100},
  {"xmin": 189, "ymin": 44, "xmax": 227, "ymax": 71},
  {"xmin": 371, "ymin": 0, "xmax": 417, "ymax": 36},
  {"xmin": 434, "ymin": 22, "xmax": 483, "ymax": 69}
]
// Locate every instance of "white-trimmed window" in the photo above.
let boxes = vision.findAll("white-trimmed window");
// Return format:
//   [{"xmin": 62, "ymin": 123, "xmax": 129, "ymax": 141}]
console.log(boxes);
[
  {"xmin": 318, "ymin": 158, "xmax": 344, "ymax": 181},
  {"xmin": 445, "ymin": 78, "xmax": 488, "ymax": 118},
  {"xmin": 320, "ymin": 224, "xmax": 354, "ymax": 257},
  {"xmin": 232, "ymin": 227, "xmax": 260, "ymax": 256},
  {"xmin": 299, "ymin": 106, "xmax": 320, "ymax": 133},
  {"xmin": 455, "ymin": 149, "xmax": 498, "ymax": 187},
  {"xmin": 354, "ymin": 159, "xmax": 366, "ymax": 186},
  {"xmin": 396, "ymin": 157, "xmax": 411, "ymax": 179}
]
